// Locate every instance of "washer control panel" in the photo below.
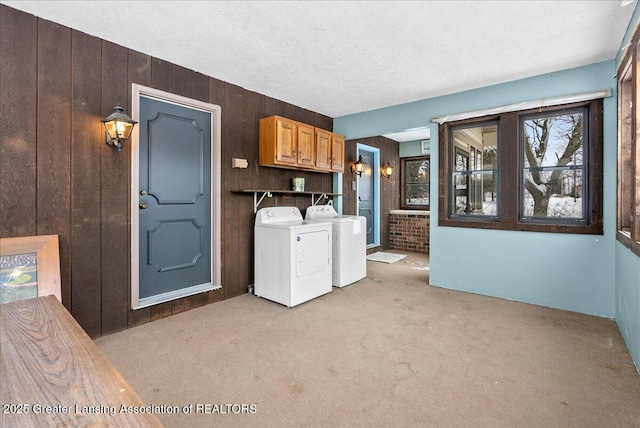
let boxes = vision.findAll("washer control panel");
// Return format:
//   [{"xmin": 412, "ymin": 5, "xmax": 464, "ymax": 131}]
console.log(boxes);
[{"xmin": 305, "ymin": 205, "xmax": 339, "ymax": 219}]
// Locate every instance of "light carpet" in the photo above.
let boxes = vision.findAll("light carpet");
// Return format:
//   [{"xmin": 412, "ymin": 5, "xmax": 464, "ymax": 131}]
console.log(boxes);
[{"xmin": 95, "ymin": 252, "xmax": 640, "ymax": 427}]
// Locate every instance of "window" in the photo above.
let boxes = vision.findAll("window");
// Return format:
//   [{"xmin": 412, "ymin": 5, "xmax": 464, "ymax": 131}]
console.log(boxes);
[
  {"xmin": 401, "ymin": 156, "xmax": 430, "ymax": 210},
  {"xmin": 439, "ymin": 99, "xmax": 603, "ymax": 234},
  {"xmin": 421, "ymin": 139, "xmax": 431, "ymax": 154},
  {"xmin": 450, "ymin": 122, "xmax": 498, "ymax": 217},
  {"xmin": 520, "ymin": 108, "xmax": 587, "ymax": 223},
  {"xmin": 617, "ymin": 35, "xmax": 640, "ymax": 256}
]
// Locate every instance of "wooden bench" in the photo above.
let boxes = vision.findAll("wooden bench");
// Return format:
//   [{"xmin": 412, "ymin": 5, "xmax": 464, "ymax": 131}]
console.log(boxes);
[{"xmin": 1, "ymin": 295, "xmax": 163, "ymax": 427}]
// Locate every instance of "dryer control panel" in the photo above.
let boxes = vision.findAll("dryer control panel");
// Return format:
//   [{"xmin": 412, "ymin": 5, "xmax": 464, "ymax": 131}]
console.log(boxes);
[{"xmin": 255, "ymin": 206, "xmax": 303, "ymax": 225}]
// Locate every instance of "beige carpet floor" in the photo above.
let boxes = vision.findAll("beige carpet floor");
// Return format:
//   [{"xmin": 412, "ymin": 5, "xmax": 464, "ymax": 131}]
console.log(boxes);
[{"xmin": 96, "ymin": 252, "xmax": 640, "ymax": 427}]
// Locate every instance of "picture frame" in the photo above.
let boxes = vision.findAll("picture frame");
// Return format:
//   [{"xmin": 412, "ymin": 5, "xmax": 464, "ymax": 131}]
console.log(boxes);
[
  {"xmin": 0, "ymin": 235, "xmax": 61, "ymax": 304},
  {"xmin": 421, "ymin": 139, "xmax": 431, "ymax": 154}
]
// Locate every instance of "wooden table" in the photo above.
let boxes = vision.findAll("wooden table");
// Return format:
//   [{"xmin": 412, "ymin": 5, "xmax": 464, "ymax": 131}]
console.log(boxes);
[{"xmin": 1, "ymin": 295, "xmax": 163, "ymax": 427}]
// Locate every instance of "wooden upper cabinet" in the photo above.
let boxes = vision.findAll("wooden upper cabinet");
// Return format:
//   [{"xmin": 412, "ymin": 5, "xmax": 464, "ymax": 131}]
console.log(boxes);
[
  {"xmin": 297, "ymin": 124, "xmax": 315, "ymax": 167},
  {"xmin": 259, "ymin": 115, "xmax": 344, "ymax": 173},
  {"xmin": 315, "ymin": 129, "xmax": 332, "ymax": 171},
  {"xmin": 260, "ymin": 116, "xmax": 298, "ymax": 167},
  {"xmin": 274, "ymin": 118, "xmax": 297, "ymax": 165},
  {"xmin": 331, "ymin": 133, "xmax": 345, "ymax": 173}
]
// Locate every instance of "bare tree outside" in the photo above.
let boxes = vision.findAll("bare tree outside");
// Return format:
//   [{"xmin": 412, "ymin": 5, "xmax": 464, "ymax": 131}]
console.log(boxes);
[
  {"xmin": 404, "ymin": 159, "xmax": 429, "ymax": 206},
  {"xmin": 523, "ymin": 111, "xmax": 584, "ymax": 218}
]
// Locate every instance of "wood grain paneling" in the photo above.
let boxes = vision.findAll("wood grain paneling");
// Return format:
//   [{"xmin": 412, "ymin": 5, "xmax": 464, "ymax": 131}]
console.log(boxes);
[
  {"xmin": 344, "ymin": 137, "xmax": 358, "ymax": 215},
  {"xmin": 252, "ymin": 94, "xmax": 278, "ymax": 194},
  {"xmin": 236, "ymin": 87, "xmax": 255, "ymax": 296},
  {"xmin": 37, "ymin": 18, "xmax": 72, "ymax": 309},
  {"xmin": 70, "ymin": 30, "xmax": 103, "ymax": 337},
  {"xmin": 101, "ymin": 40, "xmax": 130, "ymax": 335},
  {"xmin": 171, "ymin": 297, "xmax": 191, "ymax": 315},
  {"xmin": 0, "ymin": 5, "xmax": 334, "ymax": 336},
  {"xmin": 222, "ymin": 83, "xmax": 242, "ymax": 299},
  {"xmin": 192, "ymin": 72, "xmax": 209, "ymax": 103},
  {"xmin": 0, "ymin": 6, "xmax": 37, "ymax": 238},
  {"xmin": 173, "ymin": 65, "xmax": 192, "ymax": 98},
  {"xmin": 151, "ymin": 57, "xmax": 173, "ymax": 93}
]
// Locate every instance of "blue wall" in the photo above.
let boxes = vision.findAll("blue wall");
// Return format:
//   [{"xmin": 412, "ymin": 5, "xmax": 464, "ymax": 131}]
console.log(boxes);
[
  {"xmin": 335, "ymin": 61, "xmax": 618, "ymax": 318},
  {"xmin": 616, "ymin": 242, "xmax": 640, "ymax": 372},
  {"xmin": 398, "ymin": 140, "xmax": 423, "ymax": 158},
  {"xmin": 614, "ymin": 4, "xmax": 640, "ymax": 373}
]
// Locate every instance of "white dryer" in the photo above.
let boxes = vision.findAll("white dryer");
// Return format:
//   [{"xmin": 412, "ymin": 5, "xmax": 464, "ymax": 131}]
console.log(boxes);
[
  {"xmin": 254, "ymin": 206, "xmax": 332, "ymax": 307},
  {"xmin": 305, "ymin": 205, "xmax": 366, "ymax": 287}
]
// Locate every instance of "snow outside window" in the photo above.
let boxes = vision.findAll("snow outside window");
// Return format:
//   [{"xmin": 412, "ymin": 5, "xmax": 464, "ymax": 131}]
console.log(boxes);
[
  {"xmin": 401, "ymin": 156, "xmax": 430, "ymax": 210},
  {"xmin": 520, "ymin": 108, "xmax": 587, "ymax": 223},
  {"xmin": 438, "ymin": 100, "xmax": 603, "ymax": 235},
  {"xmin": 450, "ymin": 122, "xmax": 498, "ymax": 218}
]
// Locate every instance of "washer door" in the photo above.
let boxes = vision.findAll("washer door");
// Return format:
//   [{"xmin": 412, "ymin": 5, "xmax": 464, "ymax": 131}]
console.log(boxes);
[{"xmin": 296, "ymin": 230, "xmax": 330, "ymax": 278}]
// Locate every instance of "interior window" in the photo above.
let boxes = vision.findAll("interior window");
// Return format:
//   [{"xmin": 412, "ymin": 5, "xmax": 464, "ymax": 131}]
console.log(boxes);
[
  {"xmin": 438, "ymin": 100, "xmax": 603, "ymax": 234},
  {"xmin": 450, "ymin": 123, "xmax": 498, "ymax": 217},
  {"xmin": 401, "ymin": 156, "xmax": 430, "ymax": 210}
]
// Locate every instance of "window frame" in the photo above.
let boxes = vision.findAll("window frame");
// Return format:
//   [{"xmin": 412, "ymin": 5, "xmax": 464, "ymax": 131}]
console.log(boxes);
[
  {"xmin": 438, "ymin": 99, "xmax": 603, "ymax": 235},
  {"xmin": 448, "ymin": 119, "xmax": 500, "ymax": 220},
  {"xmin": 400, "ymin": 155, "xmax": 430, "ymax": 210},
  {"xmin": 518, "ymin": 106, "xmax": 589, "ymax": 225},
  {"xmin": 616, "ymin": 29, "xmax": 640, "ymax": 256}
]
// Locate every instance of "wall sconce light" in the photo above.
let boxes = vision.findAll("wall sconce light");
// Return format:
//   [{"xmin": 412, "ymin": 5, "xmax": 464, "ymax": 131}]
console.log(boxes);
[
  {"xmin": 101, "ymin": 103, "xmax": 137, "ymax": 152},
  {"xmin": 381, "ymin": 162, "xmax": 394, "ymax": 179},
  {"xmin": 350, "ymin": 155, "xmax": 365, "ymax": 177}
]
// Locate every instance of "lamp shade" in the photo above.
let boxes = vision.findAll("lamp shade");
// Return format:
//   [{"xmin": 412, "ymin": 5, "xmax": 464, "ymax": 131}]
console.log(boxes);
[
  {"xmin": 351, "ymin": 155, "xmax": 365, "ymax": 176},
  {"xmin": 102, "ymin": 104, "xmax": 137, "ymax": 141},
  {"xmin": 382, "ymin": 162, "xmax": 394, "ymax": 178}
]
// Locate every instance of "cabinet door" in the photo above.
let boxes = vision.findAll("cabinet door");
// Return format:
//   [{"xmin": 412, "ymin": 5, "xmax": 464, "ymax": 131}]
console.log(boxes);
[
  {"xmin": 315, "ymin": 129, "xmax": 332, "ymax": 171},
  {"xmin": 275, "ymin": 118, "xmax": 297, "ymax": 165},
  {"xmin": 297, "ymin": 124, "xmax": 315, "ymax": 167},
  {"xmin": 331, "ymin": 133, "xmax": 345, "ymax": 172}
]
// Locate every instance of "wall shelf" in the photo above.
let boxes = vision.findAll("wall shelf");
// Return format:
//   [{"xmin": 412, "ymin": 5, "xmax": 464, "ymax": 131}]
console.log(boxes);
[{"xmin": 232, "ymin": 189, "xmax": 343, "ymax": 213}]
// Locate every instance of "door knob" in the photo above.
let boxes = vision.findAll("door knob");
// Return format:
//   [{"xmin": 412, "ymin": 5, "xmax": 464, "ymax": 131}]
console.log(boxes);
[{"xmin": 139, "ymin": 202, "xmax": 148, "ymax": 209}]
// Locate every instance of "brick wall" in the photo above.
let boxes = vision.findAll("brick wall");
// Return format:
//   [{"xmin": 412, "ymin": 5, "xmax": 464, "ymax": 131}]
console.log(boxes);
[{"xmin": 389, "ymin": 211, "xmax": 429, "ymax": 254}]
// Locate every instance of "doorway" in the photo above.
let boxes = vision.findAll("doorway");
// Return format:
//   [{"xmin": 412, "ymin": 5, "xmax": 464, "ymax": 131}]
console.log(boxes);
[
  {"xmin": 356, "ymin": 143, "xmax": 380, "ymax": 248},
  {"xmin": 131, "ymin": 84, "xmax": 221, "ymax": 309}
]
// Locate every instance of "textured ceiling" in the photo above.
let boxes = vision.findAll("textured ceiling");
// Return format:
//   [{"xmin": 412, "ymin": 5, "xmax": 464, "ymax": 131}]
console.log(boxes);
[{"xmin": 2, "ymin": 1, "xmax": 636, "ymax": 118}]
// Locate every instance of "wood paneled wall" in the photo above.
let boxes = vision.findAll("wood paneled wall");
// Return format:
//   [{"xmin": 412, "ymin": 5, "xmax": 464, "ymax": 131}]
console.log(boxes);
[
  {"xmin": 342, "ymin": 136, "xmax": 400, "ymax": 250},
  {"xmin": 0, "ymin": 5, "xmax": 333, "ymax": 337}
]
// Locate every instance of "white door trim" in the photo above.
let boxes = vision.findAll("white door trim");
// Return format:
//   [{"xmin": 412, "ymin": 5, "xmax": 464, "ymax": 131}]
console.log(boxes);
[
  {"xmin": 356, "ymin": 143, "xmax": 381, "ymax": 248},
  {"xmin": 130, "ymin": 84, "xmax": 222, "ymax": 310}
]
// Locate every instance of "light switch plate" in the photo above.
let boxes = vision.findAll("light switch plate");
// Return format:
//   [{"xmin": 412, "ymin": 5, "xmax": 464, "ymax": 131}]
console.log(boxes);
[{"xmin": 232, "ymin": 158, "xmax": 248, "ymax": 168}]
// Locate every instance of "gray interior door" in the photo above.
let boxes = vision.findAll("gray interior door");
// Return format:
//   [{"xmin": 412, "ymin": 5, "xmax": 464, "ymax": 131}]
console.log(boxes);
[
  {"xmin": 138, "ymin": 96, "xmax": 212, "ymax": 299},
  {"xmin": 358, "ymin": 149, "xmax": 375, "ymax": 245}
]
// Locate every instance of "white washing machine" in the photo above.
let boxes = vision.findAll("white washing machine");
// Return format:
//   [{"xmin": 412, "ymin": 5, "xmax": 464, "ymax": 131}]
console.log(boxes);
[
  {"xmin": 254, "ymin": 206, "xmax": 332, "ymax": 307},
  {"xmin": 305, "ymin": 205, "xmax": 366, "ymax": 287}
]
